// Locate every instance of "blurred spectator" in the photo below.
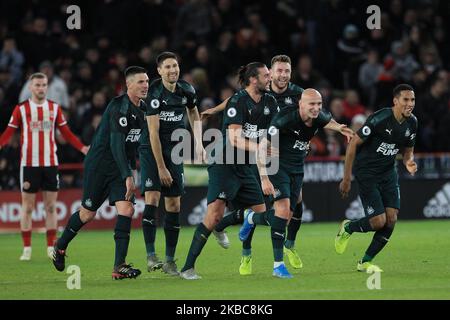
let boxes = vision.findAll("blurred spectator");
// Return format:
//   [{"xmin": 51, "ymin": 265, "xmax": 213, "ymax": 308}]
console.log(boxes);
[
  {"xmin": 389, "ymin": 40, "xmax": 420, "ymax": 82},
  {"xmin": 415, "ymin": 77, "xmax": 449, "ymax": 151},
  {"xmin": 189, "ymin": 67, "xmax": 213, "ymax": 103},
  {"xmin": 350, "ymin": 114, "xmax": 367, "ymax": 133},
  {"xmin": 358, "ymin": 49, "xmax": 383, "ymax": 108},
  {"xmin": 342, "ymin": 90, "xmax": 366, "ymax": 122},
  {"xmin": 20, "ymin": 17, "xmax": 57, "ymax": 69},
  {"xmin": 324, "ymin": 129, "xmax": 346, "ymax": 157},
  {"xmin": 374, "ymin": 57, "xmax": 398, "ymax": 109},
  {"xmin": 81, "ymin": 113, "xmax": 102, "ymax": 145},
  {"xmin": 0, "ymin": 68, "xmax": 21, "ymax": 122},
  {"xmin": 329, "ymin": 98, "xmax": 349, "ymax": 127},
  {"xmin": 437, "ymin": 111, "xmax": 450, "ymax": 151},
  {"xmin": 419, "ymin": 45, "xmax": 442, "ymax": 76},
  {"xmin": 292, "ymin": 54, "xmax": 325, "ymax": 89},
  {"xmin": 172, "ymin": 0, "xmax": 218, "ymax": 48},
  {"xmin": 0, "ymin": 36, "xmax": 24, "ymax": 84},
  {"xmin": 336, "ymin": 24, "xmax": 366, "ymax": 89},
  {"xmin": 0, "ymin": 0, "xmax": 449, "ymax": 189}
]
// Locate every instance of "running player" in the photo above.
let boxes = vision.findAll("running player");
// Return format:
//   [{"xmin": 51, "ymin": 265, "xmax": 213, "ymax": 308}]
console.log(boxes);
[
  {"xmin": 239, "ymin": 88, "xmax": 353, "ymax": 278},
  {"xmin": 335, "ymin": 84, "xmax": 418, "ymax": 273},
  {"xmin": 202, "ymin": 55, "xmax": 307, "ymax": 271},
  {"xmin": 179, "ymin": 62, "xmax": 278, "ymax": 280}
]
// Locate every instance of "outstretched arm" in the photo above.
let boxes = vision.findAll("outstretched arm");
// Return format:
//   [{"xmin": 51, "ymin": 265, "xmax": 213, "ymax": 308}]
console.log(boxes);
[{"xmin": 201, "ymin": 97, "xmax": 230, "ymax": 120}]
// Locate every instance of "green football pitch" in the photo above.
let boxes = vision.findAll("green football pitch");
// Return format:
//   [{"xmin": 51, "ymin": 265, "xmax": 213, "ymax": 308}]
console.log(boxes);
[{"xmin": 1, "ymin": 220, "xmax": 449, "ymax": 300}]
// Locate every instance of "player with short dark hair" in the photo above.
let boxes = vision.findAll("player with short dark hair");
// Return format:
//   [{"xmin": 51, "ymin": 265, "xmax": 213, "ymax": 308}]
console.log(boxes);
[
  {"xmin": 52, "ymin": 66, "xmax": 149, "ymax": 279},
  {"xmin": 335, "ymin": 84, "xmax": 418, "ymax": 272},
  {"xmin": 0, "ymin": 72, "xmax": 88, "ymax": 261},
  {"xmin": 141, "ymin": 52, "xmax": 205, "ymax": 275}
]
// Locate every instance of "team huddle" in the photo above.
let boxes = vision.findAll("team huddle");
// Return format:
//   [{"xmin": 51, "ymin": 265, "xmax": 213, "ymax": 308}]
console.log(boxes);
[{"xmin": 0, "ymin": 51, "xmax": 418, "ymax": 280}]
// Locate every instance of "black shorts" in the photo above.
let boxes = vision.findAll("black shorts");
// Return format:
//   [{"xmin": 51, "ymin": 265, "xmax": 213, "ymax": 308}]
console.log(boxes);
[
  {"xmin": 207, "ymin": 164, "xmax": 265, "ymax": 208},
  {"xmin": 20, "ymin": 166, "xmax": 59, "ymax": 193},
  {"xmin": 270, "ymin": 166, "xmax": 304, "ymax": 212},
  {"xmin": 355, "ymin": 170, "xmax": 400, "ymax": 217},
  {"xmin": 139, "ymin": 145, "xmax": 184, "ymax": 197},
  {"xmin": 81, "ymin": 165, "xmax": 135, "ymax": 212}
]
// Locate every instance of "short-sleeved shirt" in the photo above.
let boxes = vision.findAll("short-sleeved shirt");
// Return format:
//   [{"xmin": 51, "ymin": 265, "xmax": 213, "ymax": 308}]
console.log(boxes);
[
  {"xmin": 8, "ymin": 99, "xmax": 67, "ymax": 167},
  {"xmin": 145, "ymin": 78, "xmax": 197, "ymax": 144},
  {"xmin": 269, "ymin": 107, "xmax": 332, "ymax": 173},
  {"xmin": 355, "ymin": 108, "xmax": 418, "ymax": 177}
]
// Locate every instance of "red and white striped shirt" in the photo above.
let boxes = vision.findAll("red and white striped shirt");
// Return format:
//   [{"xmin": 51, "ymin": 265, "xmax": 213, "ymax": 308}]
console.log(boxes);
[{"xmin": 7, "ymin": 99, "xmax": 68, "ymax": 167}]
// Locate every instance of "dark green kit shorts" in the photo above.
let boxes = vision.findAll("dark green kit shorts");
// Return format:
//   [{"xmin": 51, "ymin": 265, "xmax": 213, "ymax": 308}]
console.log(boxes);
[
  {"xmin": 81, "ymin": 165, "xmax": 135, "ymax": 211},
  {"xmin": 207, "ymin": 163, "xmax": 265, "ymax": 208},
  {"xmin": 355, "ymin": 170, "xmax": 400, "ymax": 216},
  {"xmin": 269, "ymin": 165, "xmax": 304, "ymax": 212},
  {"xmin": 139, "ymin": 145, "xmax": 184, "ymax": 197}
]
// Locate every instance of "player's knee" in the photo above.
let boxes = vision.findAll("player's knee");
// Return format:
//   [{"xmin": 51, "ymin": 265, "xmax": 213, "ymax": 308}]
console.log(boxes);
[
  {"xmin": 275, "ymin": 207, "xmax": 290, "ymax": 219},
  {"xmin": 80, "ymin": 208, "xmax": 96, "ymax": 223},
  {"xmin": 166, "ymin": 203, "xmax": 180, "ymax": 212},
  {"xmin": 145, "ymin": 192, "xmax": 160, "ymax": 206},
  {"xmin": 386, "ymin": 213, "xmax": 397, "ymax": 228},
  {"xmin": 210, "ymin": 211, "xmax": 222, "ymax": 226},
  {"xmin": 45, "ymin": 203, "xmax": 56, "ymax": 215},
  {"xmin": 22, "ymin": 205, "xmax": 34, "ymax": 215},
  {"xmin": 121, "ymin": 206, "xmax": 135, "ymax": 217},
  {"xmin": 204, "ymin": 208, "xmax": 222, "ymax": 229},
  {"xmin": 204, "ymin": 200, "xmax": 225, "ymax": 226},
  {"xmin": 165, "ymin": 198, "xmax": 180, "ymax": 212},
  {"xmin": 370, "ymin": 214, "xmax": 386, "ymax": 230}
]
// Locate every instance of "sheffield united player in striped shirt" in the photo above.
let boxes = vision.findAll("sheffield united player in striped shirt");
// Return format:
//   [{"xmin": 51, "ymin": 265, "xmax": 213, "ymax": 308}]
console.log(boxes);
[{"xmin": 0, "ymin": 72, "xmax": 89, "ymax": 261}]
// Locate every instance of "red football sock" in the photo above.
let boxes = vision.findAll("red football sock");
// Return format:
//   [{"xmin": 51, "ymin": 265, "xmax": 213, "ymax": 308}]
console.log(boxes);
[
  {"xmin": 22, "ymin": 230, "xmax": 32, "ymax": 247},
  {"xmin": 46, "ymin": 229, "xmax": 56, "ymax": 247}
]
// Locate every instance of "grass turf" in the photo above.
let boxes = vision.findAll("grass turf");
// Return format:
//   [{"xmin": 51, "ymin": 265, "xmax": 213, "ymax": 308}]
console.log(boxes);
[{"xmin": 1, "ymin": 220, "xmax": 449, "ymax": 300}]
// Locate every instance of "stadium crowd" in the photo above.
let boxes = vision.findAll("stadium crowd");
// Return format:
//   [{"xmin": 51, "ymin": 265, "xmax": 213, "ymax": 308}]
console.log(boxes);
[{"xmin": 0, "ymin": 0, "xmax": 449, "ymax": 189}]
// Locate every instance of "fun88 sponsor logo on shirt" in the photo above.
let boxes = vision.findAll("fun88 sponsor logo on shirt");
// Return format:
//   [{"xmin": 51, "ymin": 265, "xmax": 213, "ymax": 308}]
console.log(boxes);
[
  {"xmin": 242, "ymin": 123, "xmax": 265, "ymax": 139},
  {"xmin": 376, "ymin": 142, "xmax": 399, "ymax": 156},
  {"xmin": 160, "ymin": 111, "xmax": 183, "ymax": 122}
]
